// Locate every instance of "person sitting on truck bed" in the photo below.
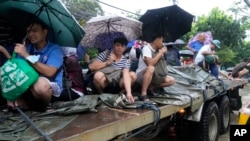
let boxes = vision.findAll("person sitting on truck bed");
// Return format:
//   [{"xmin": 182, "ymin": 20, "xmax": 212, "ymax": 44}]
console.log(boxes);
[
  {"xmin": 231, "ymin": 58, "xmax": 250, "ymax": 79},
  {"xmin": 88, "ymin": 37, "xmax": 136, "ymax": 103},
  {"xmin": 136, "ymin": 33, "xmax": 175, "ymax": 102},
  {"xmin": 194, "ymin": 40, "xmax": 221, "ymax": 78},
  {"xmin": 7, "ymin": 19, "xmax": 81, "ymax": 112}
]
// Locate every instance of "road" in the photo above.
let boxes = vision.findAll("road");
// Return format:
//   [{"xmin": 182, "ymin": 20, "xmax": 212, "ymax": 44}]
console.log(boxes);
[{"xmin": 219, "ymin": 85, "xmax": 250, "ymax": 141}]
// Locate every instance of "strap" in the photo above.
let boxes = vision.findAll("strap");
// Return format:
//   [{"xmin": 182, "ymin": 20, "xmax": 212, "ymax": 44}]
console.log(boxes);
[
  {"xmin": 15, "ymin": 106, "xmax": 52, "ymax": 141},
  {"xmin": 137, "ymin": 102, "xmax": 161, "ymax": 126},
  {"xmin": 63, "ymin": 58, "xmax": 72, "ymax": 101},
  {"xmin": 120, "ymin": 102, "xmax": 161, "ymax": 141},
  {"xmin": 104, "ymin": 50, "xmax": 112, "ymax": 62},
  {"xmin": 29, "ymin": 45, "xmax": 34, "ymax": 55}
]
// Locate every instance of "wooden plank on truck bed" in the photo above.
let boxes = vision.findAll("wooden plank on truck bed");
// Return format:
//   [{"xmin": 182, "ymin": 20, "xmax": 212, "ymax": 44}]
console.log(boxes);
[
  {"xmin": 50, "ymin": 104, "xmax": 188, "ymax": 141},
  {"xmin": 223, "ymin": 79, "xmax": 247, "ymax": 90}
]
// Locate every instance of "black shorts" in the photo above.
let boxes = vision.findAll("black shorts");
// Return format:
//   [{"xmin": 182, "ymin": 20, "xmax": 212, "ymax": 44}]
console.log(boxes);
[
  {"xmin": 22, "ymin": 88, "xmax": 81, "ymax": 112},
  {"xmin": 21, "ymin": 89, "xmax": 49, "ymax": 112},
  {"xmin": 51, "ymin": 88, "xmax": 81, "ymax": 102}
]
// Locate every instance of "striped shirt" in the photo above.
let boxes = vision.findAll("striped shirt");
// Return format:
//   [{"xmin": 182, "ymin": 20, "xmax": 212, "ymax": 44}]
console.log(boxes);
[{"xmin": 97, "ymin": 50, "xmax": 130, "ymax": 70}]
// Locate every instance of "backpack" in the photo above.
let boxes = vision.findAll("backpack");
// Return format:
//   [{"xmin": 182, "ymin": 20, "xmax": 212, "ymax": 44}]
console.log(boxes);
[
  {"xmin": 204, "ymin": 55, "xmax": 218, "ymax": 65},
  {"xmin": 129, "ymin": 40, "xmax": 147, "ymax": 71},
  {"xmin": 63, "ymin": 54, "xmax": 86, "ymax": 94}
]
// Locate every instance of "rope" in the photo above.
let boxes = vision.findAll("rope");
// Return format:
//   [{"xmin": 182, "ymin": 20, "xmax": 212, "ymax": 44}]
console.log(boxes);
[
  {"xmin": 137, "ymin": 102, "xmax": 161, "ymax": 126},
  {"xmin": 8, "ymin": 101, "xmax": 52, "ymax": 141},
  {"xmin": 120, "ymin": 102, "xmax": 161, "ymax": 141},
  {"xmin": 15, "ymin": 106, "xmax": 52, "ymax": 141}
]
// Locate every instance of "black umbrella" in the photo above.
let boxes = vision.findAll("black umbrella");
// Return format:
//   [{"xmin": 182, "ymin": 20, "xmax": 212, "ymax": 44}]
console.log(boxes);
[{"xmin": 139, "ymin": 5, "xmax": 194, "ymax": 42}]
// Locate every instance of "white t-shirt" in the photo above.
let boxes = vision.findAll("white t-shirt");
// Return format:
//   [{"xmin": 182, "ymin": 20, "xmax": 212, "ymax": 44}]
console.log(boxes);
[
  {"xmin": 136, "ymin": 44, "xmax": 156, "ymax": 73},
  {"xmin": 194, "ymin": 44, "xmax": 215, "ymax": 64}
]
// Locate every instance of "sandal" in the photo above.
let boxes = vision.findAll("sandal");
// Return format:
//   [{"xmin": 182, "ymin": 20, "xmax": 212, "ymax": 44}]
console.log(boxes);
[
  {"xmin": 138, "ymin": 95, "xmax": 157, "ymax": 105},
  {"xmin": 138, "ymin": 95, "xmax": 150, "ymax": 102}
]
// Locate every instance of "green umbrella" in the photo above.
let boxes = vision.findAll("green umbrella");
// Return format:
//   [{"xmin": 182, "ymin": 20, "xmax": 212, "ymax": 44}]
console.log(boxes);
[{"xmin": 0, "ymin": 0, "xmax": 85, "ymax": 47}]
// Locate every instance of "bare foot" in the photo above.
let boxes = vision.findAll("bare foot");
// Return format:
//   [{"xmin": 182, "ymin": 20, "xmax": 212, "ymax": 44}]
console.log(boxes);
[
  {"xmin": 7, "ymin": 100, "xmax": 28, "ymax": 110},
  {"xmin": 7, "ymin": 101, "xmax": 18, "ymax": 108}
]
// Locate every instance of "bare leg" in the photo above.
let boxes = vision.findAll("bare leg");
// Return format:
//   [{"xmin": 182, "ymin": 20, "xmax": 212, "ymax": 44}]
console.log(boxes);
[
  {"xmin": 154, "ymin": 75, "xmax": 175, "ymax": 88},
  {"xmin": 31, "ymin": 77, "xmax": 52, "ymax": 103},
  {"xmin": 141, "ymin": 66, "xmax": 155, "ymax": 96},
  {"xmin": 119, "ymin": 71, "xmax": 137, "ymax": 87},
  {"xmin": 238, "ymin": 68, "xmax": 249, "ymax": 78},
  {"xmin": 93, "ymin": 71, "xmax": 107, "ymax": 94}
]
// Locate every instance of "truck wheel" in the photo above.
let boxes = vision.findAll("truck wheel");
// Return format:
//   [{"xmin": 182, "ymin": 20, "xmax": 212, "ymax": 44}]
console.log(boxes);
[
  {"xmin": 219, "ymin": 95, "xmax": 230, "ymax": 134},
  {"xmin": 199, "ymin": 102, "xmax": 219, "ymax": 141}
]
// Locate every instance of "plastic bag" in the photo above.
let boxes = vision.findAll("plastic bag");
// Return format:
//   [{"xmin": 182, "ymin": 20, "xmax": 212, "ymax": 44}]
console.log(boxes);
[{"xmin": 1, "ymin": 53, "xmax": 39, "ymax": 101}]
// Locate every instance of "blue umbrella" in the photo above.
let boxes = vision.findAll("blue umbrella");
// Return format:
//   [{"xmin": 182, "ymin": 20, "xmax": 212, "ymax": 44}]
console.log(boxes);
[{"xmin": 93, "ymin": 31, "xmax": 126, "ymax": 52}]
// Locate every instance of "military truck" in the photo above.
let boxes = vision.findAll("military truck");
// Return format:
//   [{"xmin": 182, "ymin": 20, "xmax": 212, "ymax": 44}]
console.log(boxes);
[
  {"xmin": 0, "ymin": 64, "xmax": 247, "ymax": 141},
  {"xmin": 0, "ymin": 2, "xmax": 248, "ymax": 141}
]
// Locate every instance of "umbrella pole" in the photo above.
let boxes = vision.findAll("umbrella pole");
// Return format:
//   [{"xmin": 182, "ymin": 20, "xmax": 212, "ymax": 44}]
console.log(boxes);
[{"xmin": 15, "ymin": 106, "xmax": 52, "ymax": 141}]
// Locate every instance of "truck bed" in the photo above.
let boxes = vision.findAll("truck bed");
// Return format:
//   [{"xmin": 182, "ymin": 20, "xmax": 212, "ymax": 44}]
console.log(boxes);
[{"xmin": 49, "ymin": 79, "xmax": 247, "ymax": 141}]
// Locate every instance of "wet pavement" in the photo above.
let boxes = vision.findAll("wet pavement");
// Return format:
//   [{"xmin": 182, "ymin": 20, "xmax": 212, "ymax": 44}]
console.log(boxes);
[{"xmin": 218, "ymin": 111, "xmax": 239, "ymax": 141}]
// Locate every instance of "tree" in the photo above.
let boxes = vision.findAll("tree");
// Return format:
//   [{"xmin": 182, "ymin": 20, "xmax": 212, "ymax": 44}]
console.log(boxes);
[
  {"xmin": 182, "ymin": 7, "xmax": 247, "ymax": 67},
  {"xmin": 62, "ymin": 0, "xmax": 104, "ymax": 25}
]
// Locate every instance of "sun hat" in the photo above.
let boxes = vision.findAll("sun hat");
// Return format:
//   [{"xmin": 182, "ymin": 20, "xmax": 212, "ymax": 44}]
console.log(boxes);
[{"xmin": 212, "ymin": 40, "xmax": 221, "ymax": 48}]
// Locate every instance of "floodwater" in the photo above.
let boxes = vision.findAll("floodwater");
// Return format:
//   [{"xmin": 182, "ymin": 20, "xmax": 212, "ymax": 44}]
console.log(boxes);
[{"xmin": 128, "ymin": 84, "xmax": 250, "ymax": 141}]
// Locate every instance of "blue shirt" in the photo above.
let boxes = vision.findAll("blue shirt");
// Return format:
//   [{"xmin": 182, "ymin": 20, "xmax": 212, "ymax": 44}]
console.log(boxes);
[
  {"xmin": 18, "ymin": 41, "xmax": 64, "ymax": 93},
  {"xmin": 189, "ymin": 40, "xmax": 204, "ymax": 52}
]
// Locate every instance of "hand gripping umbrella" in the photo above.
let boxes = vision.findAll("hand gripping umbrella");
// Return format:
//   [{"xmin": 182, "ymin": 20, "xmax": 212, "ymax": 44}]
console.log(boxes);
[
  {"xmin": 0, "ymin": 0, "xmax": 84, "ymax": 47},
  {"xmin": 139, "ymin": 5, "xmax": 194, "ymax": 43}
]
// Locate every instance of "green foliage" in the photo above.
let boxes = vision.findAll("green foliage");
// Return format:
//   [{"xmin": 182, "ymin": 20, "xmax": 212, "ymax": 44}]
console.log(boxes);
[
  {"xmin": 62, "ymin": 0, "xmax": 104, "ymax": 26},
  {"xmin": 217, "ymin": 48, "xmax": 235, "ymax": 67},
  {"xmin": 86, "ymin": 47, "xmax": 98, "ymax": 59},
  {"xmin": 182, "ymin": 3, "xmax": 250, "ymax": 67}
]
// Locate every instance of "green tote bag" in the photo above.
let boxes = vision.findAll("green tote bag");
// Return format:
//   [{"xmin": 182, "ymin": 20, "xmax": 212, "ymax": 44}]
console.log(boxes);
[{"xmin": 1, "ymin": 53, "xmax": 39, "ymax": 101}]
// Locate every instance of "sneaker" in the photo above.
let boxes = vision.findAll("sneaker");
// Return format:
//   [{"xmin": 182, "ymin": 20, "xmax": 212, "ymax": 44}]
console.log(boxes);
[
  {"xmin": 147, "ymin": 89, "xmax": 158, "ymax": 96},
  {"xmin": 138, "ymin": 95, "xmax": 157, "ymax": 105}
]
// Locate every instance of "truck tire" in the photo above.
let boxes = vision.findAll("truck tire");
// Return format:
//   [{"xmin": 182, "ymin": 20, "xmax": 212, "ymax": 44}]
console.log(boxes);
[
  {"xmin": 230, "ymin": 88, "xmax": 242, "ymax": 110},
  {"xmin": 199, "ymin": 101, "xmax": 219, "ymax": 141},
  {"xmin": 219, "ymin": 95, "xmax": 230, "ymax": 134}
]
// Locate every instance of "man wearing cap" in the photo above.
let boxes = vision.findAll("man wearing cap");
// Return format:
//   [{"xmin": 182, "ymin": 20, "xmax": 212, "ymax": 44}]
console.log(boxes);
[{"xmin": 194, "ymin": 40, "xmax": 221, "ymax": 78}]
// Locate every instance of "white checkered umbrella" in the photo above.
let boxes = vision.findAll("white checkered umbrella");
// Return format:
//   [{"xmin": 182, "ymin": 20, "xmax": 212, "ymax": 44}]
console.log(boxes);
[{"xmin": 81, "ymin": 14, "xmax": 142, "ymax": 51}]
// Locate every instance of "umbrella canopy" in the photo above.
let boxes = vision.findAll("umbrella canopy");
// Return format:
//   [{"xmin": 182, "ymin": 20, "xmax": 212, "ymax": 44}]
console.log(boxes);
[
  {"xmin": 187, "ymin": 31, "xmax": 213, "ymax": 45},
  {"xmin": 139, "ymin": 5, "xmax": 194, "ymax": 42},
  {"xmin": 80, "ymin": 14, "xmax": 142, "ymax": 51},
  {"xmin": 0, "ymin": 0, "xmax": 85, "ymax": 47}
]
